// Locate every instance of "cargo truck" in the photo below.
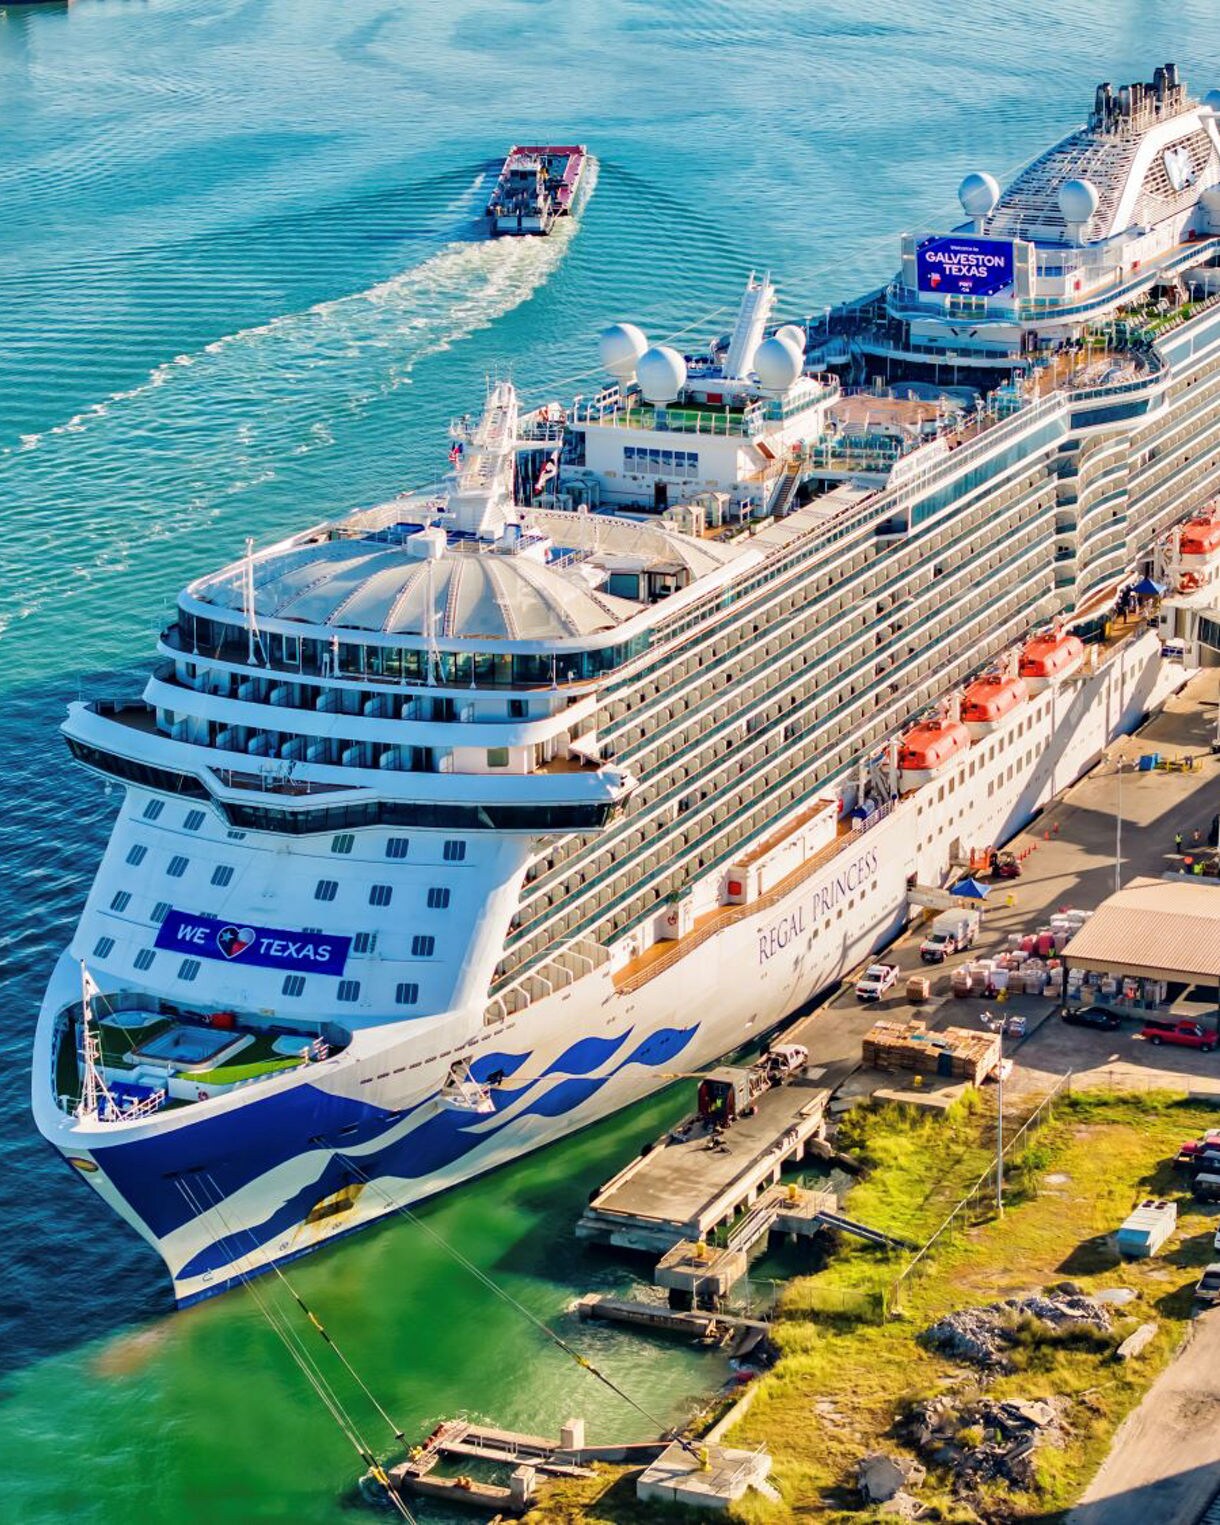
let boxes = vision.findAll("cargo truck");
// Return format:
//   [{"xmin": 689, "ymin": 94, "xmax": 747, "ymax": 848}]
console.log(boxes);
[{"xmin": 919, "ymin": 908, "xmax": 981, "ymax": 963}]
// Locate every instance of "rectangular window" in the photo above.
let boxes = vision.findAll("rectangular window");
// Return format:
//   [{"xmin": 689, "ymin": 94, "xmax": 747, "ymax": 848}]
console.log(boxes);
[
  {"xmin": 133, "ymin": 948, "xmax": 156, "ymax": 972},
  {"xmin": 178, "ymin": 958, "xmax": 201, "ymax": 982},
  {"xmin": 93, "ymin": 936, "xmax": 115, "ymax": 959},
  {"xmin": 110, "ymin": 891, "xmax": 132, "ymax": 912},
  {"xmin": 167, "ymin": 855, "xmax": 189, "ymax": 878},
  {"xmin": 443, "ymin": 840, "xmax": 466, "ymax": 862},
  {"xmin": 508, "ymin": 699, "xmax": 528, "ymax": 719},
  {"xmin": 426, "ymin": 887, "xmax": 451, "ymax": 910},
  {"xmin": 337, "ymin": 979, "xmax": 361, "ymax": 1003},
  {"xmin": 353, "ymin": 932, "xmax": 378, "ymax": 954},
  {"xmin": 314, "ymin": 879, "xmax": 338, "ymax": 902},
  {"xmin": 126, "ymin": 844, "xmax": 148, "ymax": 867},
  {"xmin": 151, "ymin": 901, "xmax": 170, "ymax": 925},
  {"xmin": 411, "ymin": 935, "xmax": 435, "ymax": 958},
  {"xmin": 142, "ymin": 799, "xmax": 164, "ymax": 821},
  {"xmin": 369, "ymin": 884, "xmax": 393, "ymax": 907},
  {"xmin": 282, "ymin": 974, "xmax": 306, "ymax": 997},
  {"xmin": 331, "ymin": 833, "xmax": 355, "ymax": 855},
  {"xmin": 486, "ymin": 747, "xmax": 509, "ymax": 769},
  {"xmin": 211, "ymin": 865, "xmax": 234, "ymax": 887},
  {"xmin": 395, "ymin": 982, "xmax": 419, "ymax": 1006},
  {"xmin": 385, "ymin": 837, "xmax": 410, "ymax": 859},
  {"xmin": 183, "ymin": 810, "xmax": 206, "ymax": 832}
]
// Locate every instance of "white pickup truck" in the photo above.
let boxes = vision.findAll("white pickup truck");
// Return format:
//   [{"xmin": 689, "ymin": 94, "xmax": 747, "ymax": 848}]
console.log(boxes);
[{"xmin": 855, "ymin": 963, "xmax": 900, "ymax": 1001}]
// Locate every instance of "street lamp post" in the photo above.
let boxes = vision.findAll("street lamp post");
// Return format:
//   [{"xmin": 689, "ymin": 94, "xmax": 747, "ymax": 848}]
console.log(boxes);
[
  {"xmin": 1114, "ymin": 756, "xmax": 1124, "ymax": 896},
  {"xmin": 984, "ymin": 1009, "xmax": 1005, "ymax": 1216}
]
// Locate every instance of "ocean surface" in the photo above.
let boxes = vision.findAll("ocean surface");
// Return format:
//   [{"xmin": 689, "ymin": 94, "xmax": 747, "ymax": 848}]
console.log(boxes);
[{"xmin": 2, "ymin": 1, "xmax": 1219, "ymax": 1519}]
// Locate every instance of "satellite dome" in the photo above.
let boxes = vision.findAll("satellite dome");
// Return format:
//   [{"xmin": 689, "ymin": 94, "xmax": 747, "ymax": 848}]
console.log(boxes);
[
  {"xmin": 636, "ymin": 345, "xmax": 687, "ymax": 404},
  {"xmin": 958, "ymin": 172, "xmax": 1000, "ymax": 221},
  {"xmin": 753, "ymin": 334, "xmax": 803, "ymax": 393},
  {"xmin": 776, "ymin": 323, "xmax": 807, "ymax": 354},
  {"xmin": 1058, "ymin": 177, "xmax": 1100, "ymax": 227},
  {"xmin": 598, "ymin": 323, "xmax": 648, "ymax": 384}
]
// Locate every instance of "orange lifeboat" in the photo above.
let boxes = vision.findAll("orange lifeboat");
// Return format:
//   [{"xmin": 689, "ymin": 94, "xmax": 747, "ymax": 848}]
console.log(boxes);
[
  {"xmin": 898, "ymin": 717, "xmax": 970, "ymax": 789},
  {"xmin": 960, "ymin": 674, "xmax": 1029, "ymax": 737},
  {"xmin": 1018, "ymin": 632, "xmax": 1084, "ymax": 690},
  {"xmin": 1180, "ymin": 513, "xmax": 1220, "ymax": 559}
]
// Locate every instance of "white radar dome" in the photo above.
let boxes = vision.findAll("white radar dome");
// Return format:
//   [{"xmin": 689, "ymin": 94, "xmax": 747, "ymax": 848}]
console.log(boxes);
[
  {"xmin": 636, "ymin": 344, "xmax": 687, "ymax": 404},
  {"xmin": 776, "ymin": 323, "xmax": 807, "ymax": 353},
  {"xmin": 1203, "ymin": 89, "xmax": 1220, "ymax": 116},
  {"xmin": 753, "ymin": 334, "xmax": 803, "ymax": 393},
  {"xmin": 1058, "ymin": 177, "xmax": 1099, "ymax": 227},
  {"xmin": 958, "ymin": 171, "xmax": 1000, "ymax": 221},
  {"xmin": 598, "ymin": 322, "xmax": 648, "ymax": 384}
]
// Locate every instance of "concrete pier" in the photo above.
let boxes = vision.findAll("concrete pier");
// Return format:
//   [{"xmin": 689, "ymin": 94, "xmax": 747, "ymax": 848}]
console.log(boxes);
[{"xmin": 576, "ymin": 1076, "xmax": 830, "ymax": 1253}]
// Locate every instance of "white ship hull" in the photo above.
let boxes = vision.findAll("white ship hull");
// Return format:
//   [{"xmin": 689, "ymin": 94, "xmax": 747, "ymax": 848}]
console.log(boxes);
[{"xmin": 34, "ymin": 629, "xmax": 1183, "ymax": 1305}]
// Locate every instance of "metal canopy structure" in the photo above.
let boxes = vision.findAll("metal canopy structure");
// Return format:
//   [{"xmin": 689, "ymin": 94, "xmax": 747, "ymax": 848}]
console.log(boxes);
[{"xmin": 1061, "ymin": 878, "xmax": 1220, "ymax": 985}]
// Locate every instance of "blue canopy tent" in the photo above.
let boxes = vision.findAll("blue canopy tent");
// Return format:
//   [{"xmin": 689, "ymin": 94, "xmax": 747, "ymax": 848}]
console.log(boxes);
[
  {"xmin": 950, "ymin": 876, "xmax": 991, "ymax": 900},
  {"xmin": 1130, "ymin": 575, "xmax": 1164, "ymax": 597}
]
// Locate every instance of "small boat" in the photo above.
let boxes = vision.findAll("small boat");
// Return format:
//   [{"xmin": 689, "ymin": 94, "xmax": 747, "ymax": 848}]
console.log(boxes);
[
  {"xmin": 1018, "ymin": 631, "xmax": 1085, "ymax": 690},
  {"xmin": 897, "ymin": 717, "xmax": 971, "ymax": 790},
  {"xmin": 487, "ymin": 145, "xmax": 587, "ymax": 236},
  {"xmin": 960, "ymin": 673, "xmax": 1029, "ymax": 737}
]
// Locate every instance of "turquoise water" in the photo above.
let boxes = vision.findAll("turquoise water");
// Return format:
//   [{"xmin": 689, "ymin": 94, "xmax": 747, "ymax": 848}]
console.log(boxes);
[{"xmin": 2, "ymin": 1, "xmax": 1219, "ymax": 1518}]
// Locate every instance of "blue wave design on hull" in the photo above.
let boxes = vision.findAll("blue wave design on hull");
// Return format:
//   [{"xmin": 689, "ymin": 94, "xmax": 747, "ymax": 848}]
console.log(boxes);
[{"xmin": 146, "ymin": 1024, "xmax": 699, "ymax": 1282}]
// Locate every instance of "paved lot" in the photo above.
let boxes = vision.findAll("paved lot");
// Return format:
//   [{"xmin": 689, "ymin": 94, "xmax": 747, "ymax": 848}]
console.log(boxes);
[
  {"xmin": 783, "ymin": 668, "xmax": 1220, "ymax": 1108},
  {"xmin": 1065, "ymin": 1308, "xmax": 1220, "ymax": 1525}
]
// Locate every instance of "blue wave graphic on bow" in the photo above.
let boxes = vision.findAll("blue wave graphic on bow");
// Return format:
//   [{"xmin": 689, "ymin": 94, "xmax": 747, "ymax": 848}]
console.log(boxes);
[{"xmin": 174, "ymin": 1023, "xmax": 700, "ymax": 1280}]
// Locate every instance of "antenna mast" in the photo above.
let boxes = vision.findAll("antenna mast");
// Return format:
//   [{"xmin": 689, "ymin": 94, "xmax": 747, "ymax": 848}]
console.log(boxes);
[{"xmin": 77, "ymin": 963, "xmax": 113, "ymax": 1122}]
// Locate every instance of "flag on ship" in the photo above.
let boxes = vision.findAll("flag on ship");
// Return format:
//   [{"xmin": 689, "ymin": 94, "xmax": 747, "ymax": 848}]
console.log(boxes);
[
  {"xmin": 535, "ymin": 449, "xmax": 560, "ymax": 492},
  {"xmin": 448, "ymin": 441, "xmax": 463, "ymax": 464}
]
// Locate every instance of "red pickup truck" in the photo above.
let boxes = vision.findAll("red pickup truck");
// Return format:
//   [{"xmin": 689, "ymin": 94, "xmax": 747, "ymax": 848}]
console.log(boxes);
[{"xmin": 1141, "ymin": 1020, "xmax": 1218, "ymax": 1053}]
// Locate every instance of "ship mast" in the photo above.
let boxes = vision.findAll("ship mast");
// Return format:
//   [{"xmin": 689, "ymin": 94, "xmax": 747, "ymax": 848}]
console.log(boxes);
[{"xmin": 76, "ymin": 962, "xmax": 114, "ymax": 1122}]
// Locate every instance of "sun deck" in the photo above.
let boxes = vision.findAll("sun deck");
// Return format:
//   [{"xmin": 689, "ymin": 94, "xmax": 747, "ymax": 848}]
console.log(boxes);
[{"xmin": 54, "ymin": 1001, "xmax": 344, "ymax": 1120}]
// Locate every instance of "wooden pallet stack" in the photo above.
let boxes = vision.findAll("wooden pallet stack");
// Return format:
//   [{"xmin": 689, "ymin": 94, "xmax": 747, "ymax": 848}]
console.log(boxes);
[{"xmin": 862, "ymin": 1019, "xmax": 1001, "ymax": 1086}]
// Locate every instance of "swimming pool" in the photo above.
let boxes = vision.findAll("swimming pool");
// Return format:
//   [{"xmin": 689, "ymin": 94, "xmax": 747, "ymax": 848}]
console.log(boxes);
[{"xmin": 131, "ymin": 1027, "xmax": 247, "ymax": 1068}]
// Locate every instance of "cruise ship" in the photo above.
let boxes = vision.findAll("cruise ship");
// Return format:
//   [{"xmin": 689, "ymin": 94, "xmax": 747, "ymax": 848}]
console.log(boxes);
[{"xmin": 33, "ymin": 66, "xmax": 1220, "ymax": 1304}]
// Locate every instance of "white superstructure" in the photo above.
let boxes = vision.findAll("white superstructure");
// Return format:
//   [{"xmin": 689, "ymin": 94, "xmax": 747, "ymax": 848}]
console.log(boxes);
[{"xmin": 34, "ymin": 66, "xmax": 1220, "ymax": 1304}]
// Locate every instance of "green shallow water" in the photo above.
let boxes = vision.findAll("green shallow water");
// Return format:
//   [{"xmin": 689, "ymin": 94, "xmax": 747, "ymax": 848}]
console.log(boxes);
[{"xmin": 0, "ymin": 1085, "xmax": 722, "ymax": 1524}]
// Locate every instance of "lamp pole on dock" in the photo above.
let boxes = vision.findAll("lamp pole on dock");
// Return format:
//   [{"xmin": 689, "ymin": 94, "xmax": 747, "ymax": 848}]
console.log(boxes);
[{"xmin": 996, "ymin": 1017, "xmax": 1005, "ymax": 1218}]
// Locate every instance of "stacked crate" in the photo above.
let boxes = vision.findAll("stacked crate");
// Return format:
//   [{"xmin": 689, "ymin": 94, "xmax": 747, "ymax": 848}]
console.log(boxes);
[{"xmin": 862, "ymin": 1019, "xmax": 1001, "ymax": 1085}]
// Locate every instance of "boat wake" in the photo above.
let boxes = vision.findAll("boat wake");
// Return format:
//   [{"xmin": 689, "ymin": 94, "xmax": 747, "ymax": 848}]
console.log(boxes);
[{"xmin": 0, "ymin": 224, "xmax": 578, "ymax": 665}]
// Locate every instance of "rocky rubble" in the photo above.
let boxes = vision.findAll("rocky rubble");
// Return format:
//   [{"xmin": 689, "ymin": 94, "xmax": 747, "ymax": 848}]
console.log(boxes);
[
  {"xmin": 901, "ymin": 1393, "xmax": 1068, "ymax": 1493},
  {"xmin": 921, "ymin": 1292, "xmax": 1113, "ymax": 1371}
]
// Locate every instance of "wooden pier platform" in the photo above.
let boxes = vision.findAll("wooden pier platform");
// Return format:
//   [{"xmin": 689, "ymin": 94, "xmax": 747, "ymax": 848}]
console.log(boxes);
[{"xmin": 575, "ymin": 1292, "xmax": 771, "ymax": 1337}]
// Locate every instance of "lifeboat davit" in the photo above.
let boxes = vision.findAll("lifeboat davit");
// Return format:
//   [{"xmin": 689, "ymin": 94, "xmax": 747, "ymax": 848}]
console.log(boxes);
[
  {"xmin": 1018, "ymin": 632, "xmax": 1085, "ymax": 691},
  {"xmin": 898, "ymin": 717, "xmax": 971, "ymax": 791},
  {"xmin": 960, "ymin": 674, "xmax": 1029, "ymax": 738}
]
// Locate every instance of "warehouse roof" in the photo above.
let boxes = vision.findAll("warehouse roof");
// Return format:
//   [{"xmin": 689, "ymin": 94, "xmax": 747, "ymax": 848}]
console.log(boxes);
[{"xmin": 1061, "ymin": 878, "xmax": 1220, "ymax": 984}]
